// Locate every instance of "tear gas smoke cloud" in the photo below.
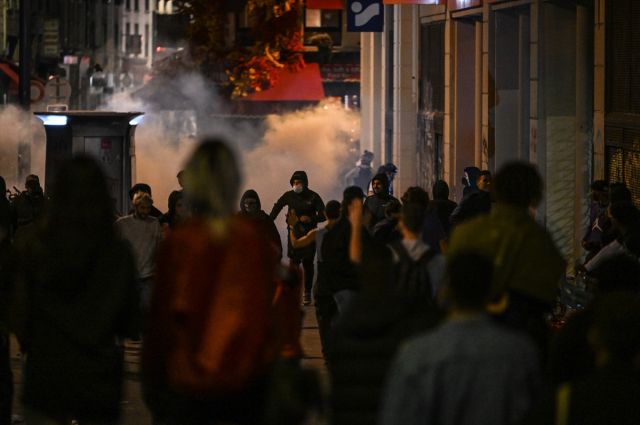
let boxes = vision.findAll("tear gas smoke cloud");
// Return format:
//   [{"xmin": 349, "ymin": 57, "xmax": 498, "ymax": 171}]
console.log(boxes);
[
  {"xmin": 0, "ymin": 105, "xmax": 46, "ymax": 194},
  {"xmin": 103, "ymin": 72, "xmax": 361, "ymax": 223}
]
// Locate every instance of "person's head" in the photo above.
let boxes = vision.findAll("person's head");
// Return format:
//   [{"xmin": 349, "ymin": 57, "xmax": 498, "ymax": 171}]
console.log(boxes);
[
  {"xmin": 168, "ymin": 190, "xmax": 184, "ymax": 218},
  {"xmin": 324, "ymin": 200, "xmax": 341, "ymax": 221},
  {"xmin": 494, "ymin": 162, "xmax": 543, "ymax": 208},
  {"xmin": 371, "ymin": 173, "xmax": 389, "ymax": 195},
  {"xmin": 401, "ymin": 186, "xmax": 429, "ymax": 209},
  {"xmin": 608, "ymin": 201, "xmax": 640, "ymax": 231},
  {"xmin": 49, "ymin": 156, "xmax": 115, "ymax": 236},
  {"xmin": 133, "ymin": 192, "xmax": 153, "ymax": 220},
  {"xmin": 590, "ymin": 180, "xmax": 609, "ymax": 204},
  {"xmin": 384, "ymin": 199, "xmax": 401, "ymax": 219},
  {"xmin": 399, "ymin": 202, "xmax": 425, "ymax": 236},
  {"xmin": 446, "ymin": 252, "xmax": 494, "ymax": 311},
  {"xmin": 341, "ymin": 186, "xmax": 365, "ymax": 215},
  {"xmin": 610, "ymin": 183, "xmax": 632, "ymax": 203},
  {"xmin": 25, "ymin": 174, "xmax": 40, "ymax": 195},
  {"xmin": 593, "ymin": 254, "xmax": 640, "ymax": 296},
  {"xmin": 177, "ymin": 170, "xmax": 186, "ymax": 189},
  {"xmin": 240, "ymin": 189, "xmax": 261, "ymax": 213},
  {"xmin": 183, "ymin": 139, "xmax": 240, "ymax": 219},
  {"xmin": 588, "ymin": 294, "xmax": 640, "ymax": 365},
  {"xmin": 462, "ymin": 167, "xmax": 480, "ymax": 187},
  {"xmin": 359, "ymin": 150, "xmax": 374, "ymax": 167},
  {"xmin": 432, "ymin": 180, "xmax": 450, "ymax": 200},
  {"xmin": 383, "ymin": 163, "xmax": 397, "ymax": 181},
  {"xmin": 477, "ymin": 170, "xmax": 492, "ymax": 193},
  {"xmin": 128, "ymin": 183, "xmax": 152, "ymax": 201},
  {"xmin": 0, "ymin": 176, "xmax": 6, "ymax": 195},
  {"xmin": 290, "ymin": 171, "xmax": 308, "ymax": 194}
]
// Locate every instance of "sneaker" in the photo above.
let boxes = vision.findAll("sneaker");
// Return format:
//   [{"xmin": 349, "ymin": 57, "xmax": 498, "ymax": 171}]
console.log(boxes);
[{"xmin": 303, "ymin": 292, "xmax": 312, "ymax": 305}]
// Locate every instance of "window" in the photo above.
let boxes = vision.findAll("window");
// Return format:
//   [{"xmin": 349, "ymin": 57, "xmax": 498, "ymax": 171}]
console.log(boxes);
[
  {"xmin": 126, "ymin": 0, "xmax": 130, "ymax": 10},
  {"xmin": 126, "ymin": 23, "xmax": 130, "ymax": 36},
  {"xmin": 135, "ymin": 23, "xmax": 139, "ymax": 35},
  {"xmin": 134, "ymin": 0, "xmax": 139, "ymax": 11},
  {"xmin": 145, "ymin": 0, "xmax": 149, "ymax": 11},
  {"xmin": 236, "ymin": 6, "xmax": 255, "ymax": 46},
  {"xmin": 304, "ymin": 9, "xmax": 341, "ymax": 46}
]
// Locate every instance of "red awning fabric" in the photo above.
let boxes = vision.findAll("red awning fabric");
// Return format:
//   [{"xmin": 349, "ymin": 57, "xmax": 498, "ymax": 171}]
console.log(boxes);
[
  {"xmin": 384, "ymin": 0, "xmax": 446, "ymax": 3},
  {"xmin": 239, "ymin": 63, "xmax": 325, "ymax": 102},
  {"xmin": 307, "ymin": 0, "xmax": 344, "ymax": 9}
]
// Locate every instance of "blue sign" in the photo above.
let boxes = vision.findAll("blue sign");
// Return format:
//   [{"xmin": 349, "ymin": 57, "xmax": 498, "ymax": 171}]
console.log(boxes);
[{"xmin": 347, "ymin": 0, "xmax": 384, "ymax": 32}]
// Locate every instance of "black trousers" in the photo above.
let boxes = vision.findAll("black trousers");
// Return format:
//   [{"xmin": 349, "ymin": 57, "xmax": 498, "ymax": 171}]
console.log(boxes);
[
  {"xmin": 313, "ymin": 262, "xmax": 338, "ymax": 362},
  {"xmin": 290, "ymin": 257, "xmax": 315, "ymax": 295}
]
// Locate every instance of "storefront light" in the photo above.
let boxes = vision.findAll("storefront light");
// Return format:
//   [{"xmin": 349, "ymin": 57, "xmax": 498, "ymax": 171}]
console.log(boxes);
[{"xmin": 37, "ymin": 115, "xmax": 68, "ymax": 126}]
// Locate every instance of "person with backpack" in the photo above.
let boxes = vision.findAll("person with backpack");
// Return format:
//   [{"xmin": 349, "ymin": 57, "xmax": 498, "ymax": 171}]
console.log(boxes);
[{"xmin": 327, "ymin": 199, "xmax": 443, "ymax": 425}]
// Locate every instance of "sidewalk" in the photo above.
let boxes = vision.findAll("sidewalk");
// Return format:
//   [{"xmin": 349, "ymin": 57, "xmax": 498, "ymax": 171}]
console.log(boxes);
[{"xmin": 9, "ymin": 304, "xmax": 328, "ymax": 424}]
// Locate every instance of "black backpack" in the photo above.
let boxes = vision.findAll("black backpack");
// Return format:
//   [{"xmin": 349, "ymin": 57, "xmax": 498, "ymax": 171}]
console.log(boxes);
[{"xmin": 389, "ymin": 241, "xmax": 436, "ymax": 305}]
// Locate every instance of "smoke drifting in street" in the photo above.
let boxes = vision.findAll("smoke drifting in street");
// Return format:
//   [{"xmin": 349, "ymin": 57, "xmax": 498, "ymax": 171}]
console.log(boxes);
[{"xmin": 0, "ymin": 105, "xmax": 46, "ymax": 194}]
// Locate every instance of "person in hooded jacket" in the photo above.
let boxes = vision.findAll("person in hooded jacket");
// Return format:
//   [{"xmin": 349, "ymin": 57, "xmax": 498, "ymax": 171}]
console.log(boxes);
[
  {"xmin": 128, "ymin": 183, "xmax": 163, "ymax": 218},
  {"xmin": 270, "ymin": 171, "xmax": 326, "ymax": 305},
  {"xmin": 426, "ymin": 180, "xmax": 457, "ymax": 237},
  {"xmin": 461, "ymin": 166, "xmax": 481, "ymax": 197},
  {"xmin": 239, "ymin": 189, "xmax": 282, "ymax": 262},
  {"xmin": 159, "ymin": 190, "xmax": 187, "ymax": 233},
  {"xmin": 363, "ymin": 173, "xmax": 399, "ymax": 231},
  {"xmin": 449, "ymin": 170, "xmax": 492, "ymax": 228}
]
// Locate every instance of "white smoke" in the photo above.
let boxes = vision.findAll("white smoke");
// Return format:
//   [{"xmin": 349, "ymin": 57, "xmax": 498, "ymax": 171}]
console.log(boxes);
[{"xmin": 0, "ymin": 105, "xmax": 46, "ymax": 194}]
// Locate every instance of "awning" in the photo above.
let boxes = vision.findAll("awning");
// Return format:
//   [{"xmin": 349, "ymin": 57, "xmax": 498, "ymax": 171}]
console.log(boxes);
[
  {"xmin": 384, "ymin": 0, "xmax": 446, "ymax": 4},
  {"xmin": 307, "ymin": 0, "xmax": 344, "ymax": 9},
  {"xmin": 239, "ymin": 63, "xmax": 325, "ymax": 102}
]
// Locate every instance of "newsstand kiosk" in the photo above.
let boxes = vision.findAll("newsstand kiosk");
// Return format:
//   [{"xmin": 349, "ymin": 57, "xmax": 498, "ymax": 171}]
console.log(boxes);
[{"xmin": 35, "ymin": 112, "xmax": 144, "ymax": 216}]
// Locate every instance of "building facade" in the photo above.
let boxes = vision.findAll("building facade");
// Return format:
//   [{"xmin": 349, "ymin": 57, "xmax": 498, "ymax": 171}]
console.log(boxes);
[{"xmin": 360, "ymin": 0, "xmax": 634, "ymax": 273}]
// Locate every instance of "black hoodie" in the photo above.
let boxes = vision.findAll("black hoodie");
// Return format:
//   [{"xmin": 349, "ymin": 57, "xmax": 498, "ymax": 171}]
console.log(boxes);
[
  {"xmin": 364, "ymin": 173, "xmax": 399, "ymax": 231},
  {"xmin": 238, "ymin": 189, "xmax": 282, "ymax": 261},
  {"xmin": 270, "ymin": 171, "xmax": 326, "ymax": 260}
]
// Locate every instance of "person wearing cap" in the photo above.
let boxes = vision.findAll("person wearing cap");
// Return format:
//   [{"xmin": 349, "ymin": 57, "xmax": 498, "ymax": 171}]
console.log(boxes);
[
  {"xmin": 582, "ymin": 180, "xmax": 611, "ymax": 263},
  {"xmin": 270, "ymin": 171, "xmax": 326, "ymax": 305},
  {"xmin": 10, "ymin": 174, "xmax": 48, "ymax": 236},
  {"xmin": 345, "ymin": 150, "xmax": 375, "ymax": 193}
]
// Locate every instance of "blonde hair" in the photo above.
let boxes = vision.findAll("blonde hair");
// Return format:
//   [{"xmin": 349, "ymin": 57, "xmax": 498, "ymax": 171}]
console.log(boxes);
[{"xmin": 133, "ymin": 191, "xmax": 154, "ymax": 206}]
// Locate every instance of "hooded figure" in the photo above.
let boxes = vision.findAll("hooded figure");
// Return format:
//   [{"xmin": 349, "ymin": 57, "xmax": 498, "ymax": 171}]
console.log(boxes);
[
  {"xmin": 158, "ymin": 190, "xmax": 185, "ymax": 230},
  {"xmin": 270, "ymin": 171, "xmax": 326, "ymax": 304},
  {"xmin": 364, "ymin": 172, "xmax": 399, "ymax": 231},
  {"xmin": 426, "ymin": 180, "xmax": 457, "ymax": 237},
  {"xmin": 344, "ymin": 150, "xmax": 375, "ymax": 193},
  {"xmin": 461, "ymin": 166, "xmax": 481, "ymax": 198},
  {"xmin": 128, "ymin": 183, "xmax": 163, "ymax": 218},
  {"xmin": 239, "ymin": 189, "xmax": 282, "ymax": 261}
]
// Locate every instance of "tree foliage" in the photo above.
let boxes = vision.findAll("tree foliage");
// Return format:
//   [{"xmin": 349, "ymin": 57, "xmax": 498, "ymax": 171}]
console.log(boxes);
[{"xmin": 172, "ymin": 0, "xmax": 306, "ymax": 99}]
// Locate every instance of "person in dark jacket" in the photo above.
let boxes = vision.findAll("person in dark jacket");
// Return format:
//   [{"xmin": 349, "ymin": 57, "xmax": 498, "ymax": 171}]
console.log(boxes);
[
  {"xmin": 10, "ymin": 174, "xmax": 48, "ymax": 236},
  {"xmin": 461, "ymin": 166, "xmax": 481, "ymax": 197},
  {"xmin": 0, "ymin": 176, "xmax": 11, "ymax": 425},
  {"xmin": 239, "ymin": 189, "xmax": 282, "ymax": 262},
  {"xmin": 270, "ymin": 171, "xmax": 326, "ymax": 304},
  {"xmin": 128, "ymin": 183, "xmax": 163, "ymax": 218},
  {"xmin": 7, "ymin": 157, "xmax": 139, "ymax": 425},
  {"xmin": 159, "ymin": 190, "xmax": 186, "ymax": 231},
  {"xmin": 427, "ymin": 179, "xmax": 457, "ymax": 237},
  {"xmin": 449, "ymin": 170, "xmax": 492, "ymax": 228},
  {"xmin": 371, "ymin": 200, "xmax": 402, "ymax": 245},
  {"xmin": 363, "ymin": 173, "xmax": 399, "ymax": 231}
]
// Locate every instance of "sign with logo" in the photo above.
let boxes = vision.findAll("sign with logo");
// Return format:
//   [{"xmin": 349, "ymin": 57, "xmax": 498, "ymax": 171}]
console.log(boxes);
[{"xmin": 347, "ymin": 0, "xmax": 384, "ymax": 32}]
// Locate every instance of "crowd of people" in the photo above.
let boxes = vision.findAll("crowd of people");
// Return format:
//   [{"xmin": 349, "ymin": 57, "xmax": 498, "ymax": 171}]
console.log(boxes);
[{"xmin": 0, "ymin": 139, "xmax": 640, "ymax": 425}]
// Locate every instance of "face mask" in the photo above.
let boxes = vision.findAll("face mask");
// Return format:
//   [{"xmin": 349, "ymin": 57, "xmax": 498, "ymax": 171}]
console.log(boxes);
[{"xmin": 293, "ymin": 185, "xmax": 303, "ymax": 194}]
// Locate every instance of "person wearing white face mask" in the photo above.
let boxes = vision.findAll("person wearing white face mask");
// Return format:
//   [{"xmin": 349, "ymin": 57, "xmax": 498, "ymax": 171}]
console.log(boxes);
[{"xmin": 270, "ymin": 171, "xmax": 326, "ymax": 305}]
